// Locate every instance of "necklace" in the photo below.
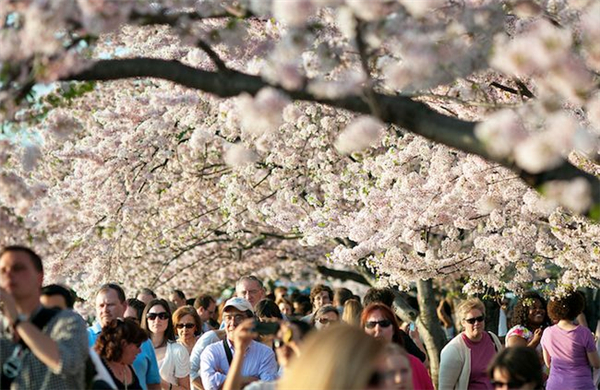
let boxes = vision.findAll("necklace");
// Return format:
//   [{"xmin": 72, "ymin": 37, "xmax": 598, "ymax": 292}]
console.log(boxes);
[{"xmin": 107, "ymin": 361, "xmax": 129, "ymax": 390}]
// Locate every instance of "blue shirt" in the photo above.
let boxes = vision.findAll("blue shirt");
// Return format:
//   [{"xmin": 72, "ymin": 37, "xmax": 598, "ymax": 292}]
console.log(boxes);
[
  {"xmin": 88, "ymin": 322, "xmax": 161, "ymax": 390},
  {"xmin": 200, "ymin": 339, "xmax": 278, "ymax": 390}
]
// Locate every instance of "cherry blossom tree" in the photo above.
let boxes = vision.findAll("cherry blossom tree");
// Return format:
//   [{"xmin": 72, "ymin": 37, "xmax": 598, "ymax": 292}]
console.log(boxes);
[{"xmin": 2, "ymin": 0, "xmax": 600, "ymax": 381}]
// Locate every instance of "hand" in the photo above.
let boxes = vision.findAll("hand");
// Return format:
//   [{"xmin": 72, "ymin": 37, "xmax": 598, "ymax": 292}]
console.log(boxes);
[
  {"xmin": 530, "ymin": 328, "xmax": 543, "ymax": 347},
  {"xmin": 232, "ymin": 319, "xmax": 257, "ymax": 351},
  {"xmin": 0, "ymin": 287, "xmax": 18, "ymax": 325}
]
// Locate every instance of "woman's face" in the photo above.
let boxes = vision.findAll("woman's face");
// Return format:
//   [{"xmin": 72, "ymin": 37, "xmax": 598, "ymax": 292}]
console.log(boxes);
[
  {"xmin": 315, "ymin": 311, "xmax": 339, "ymax": 330},
  {"xmin": 492, "ymin": 367, "xmax": 535, "ymax": 390},
  {"xmin": 527, "ymin": 299, "xmax": 546, "ymax": 326},
  {"xmin": 175, "ymin": 314, "xmax": 196, "ymax": 340},
  {"xmin": 120, "ymin": 341, "xmax": 141, "ymax": 365},
  {"xmin": 147, "ymin": 304, "xmax": 169, "ymax": 335},
  {"xmin": 462, "ymin": 308, "xmax": 485, "ymax": 341},
  {"xmin": 364, "ymin": 309, "xmax": 394, "ymax": 343}
]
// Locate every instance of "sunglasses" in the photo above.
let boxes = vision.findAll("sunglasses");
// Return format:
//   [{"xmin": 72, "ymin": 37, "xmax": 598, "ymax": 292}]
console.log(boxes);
[
  {"xmin": 365, "ymin": 320, "xmax": 392, "ymax": 329},
  {"xmin": 491, "ymin": 379, "xmax": 525, "ymax": 389},
  {"xmin": 463, "ymin": 315, "xmax": 485, "ymax": 325},
  {"xmin": 176, "ymin": 323, "xmax": 195, "ymax": 329},
  {"xmin": 317, "ymin": 317, "xmax": 337, "ymax": 324},
  {"xmin": 147, "ymin": 312, "xmax": 169, "ymax": 321},
  {"xmin": 368, "ymin": 370, "xmax": 395, "ymax": 387}
]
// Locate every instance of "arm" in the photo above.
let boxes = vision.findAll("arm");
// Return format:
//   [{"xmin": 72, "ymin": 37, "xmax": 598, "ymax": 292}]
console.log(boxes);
[
  {"xmin": 437, "ymin": 301, "xmax": 453, "ymax": 328},
  {"xmin": 1, "ymin": 290, "xmax": 87, "ymax": 374},
  {"xmin": 543, "ymin": 347, "xmax": 551, "ymax": 368},
  {"xmin": 200, "ymin": 344, "xmax": 227, "ymax": 390},
  {"xmin": 438, "ymin": 343, "xmax": 463, "ymax": 390},
  {"xmin": 587, "ymin": 350, "xmax": 600, "ymax": 369}
]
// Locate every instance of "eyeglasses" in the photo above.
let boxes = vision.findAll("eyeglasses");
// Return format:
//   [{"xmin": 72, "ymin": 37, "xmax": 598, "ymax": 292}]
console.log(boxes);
[
  {"xmin": 176, "ymin": 323, "xmax": 195, "ymax": 329},
  {"xmin": 491, "ymin": 379, "xmax": 526, "ymax": 389},
  {"xmin": 223, "ymin": 314, "xmax": 247, "ymax": 323},
  {"xmin": 365, "ymin": 320, "xmax": 392, "ymax": 329},
  {"xmin": 463, "ymin": 315, "xmax": 485, "ymax": 325},
  {"xmin": 147, "ymin": 312, "xmax": 169, "ymax": 321}
]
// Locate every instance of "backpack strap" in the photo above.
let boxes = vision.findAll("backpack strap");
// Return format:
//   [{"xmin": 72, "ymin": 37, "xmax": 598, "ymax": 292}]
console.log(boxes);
[{"xmin": 222, "ymin": 339, "xmax": 234, "ymax": 366}]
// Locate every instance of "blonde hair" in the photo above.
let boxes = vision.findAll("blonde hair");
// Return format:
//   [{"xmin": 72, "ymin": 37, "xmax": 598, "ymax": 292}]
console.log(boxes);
[
  {"xmin": 457, "ymin": 298, "xmax": 485, "ymax": 320},
  {"xmin": 278, "ymin": 324, "xmax": 384, "ymax": 390},
  {"xmin": 342, "ymin": 299, "xmax": 363, "ymax": 327}
]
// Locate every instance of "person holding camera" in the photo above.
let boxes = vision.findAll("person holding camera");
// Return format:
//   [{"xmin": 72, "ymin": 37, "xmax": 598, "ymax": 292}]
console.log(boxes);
[
  {"xmin": 0, "ymin": 246, "xmax": 88, "ymax": 389},
  {"xmin": 199, "ymin": 298, "xmax": 278, "ymax": 390}
]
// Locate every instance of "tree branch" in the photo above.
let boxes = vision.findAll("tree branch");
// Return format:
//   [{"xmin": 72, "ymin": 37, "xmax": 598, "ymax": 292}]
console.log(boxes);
[
  {"xmin": 316, "ymin": 265, "xmax": 370, "ymax": 285},
  {"xmin": 65, "ymin": 58, "xmax": 600, "ymax": 218}
]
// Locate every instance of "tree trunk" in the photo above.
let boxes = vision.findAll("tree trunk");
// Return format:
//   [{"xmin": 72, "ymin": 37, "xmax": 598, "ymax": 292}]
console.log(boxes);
[{"xmin": 416, "ymin": 279, "xmax": 447, "ymax": 390}]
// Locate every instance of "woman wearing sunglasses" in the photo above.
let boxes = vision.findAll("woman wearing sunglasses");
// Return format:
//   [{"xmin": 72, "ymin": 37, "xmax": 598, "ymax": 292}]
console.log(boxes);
[
  {"xmin": 142, "ymin": 299, "xmax": 190, "ymax": 390},
  {"xmin": 173, "ymin": 306, "xmax": 202, "ymax": 355},
  {"xmin": 439, "ymin": 298, "xmax": 502, "ymax": 390},
  {"xmin": 361, "ymin": 303, "xmax": 433, "ymax": 390}
]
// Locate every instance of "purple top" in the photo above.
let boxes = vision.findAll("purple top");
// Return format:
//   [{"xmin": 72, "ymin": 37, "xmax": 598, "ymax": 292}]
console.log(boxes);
[
  {"xmin": 541, "ymin": 324, "xmax": 597, "ymax": 390},
  {"xmin": 462, "ymin": 332, "xmax": 495, "ymax": 390}
]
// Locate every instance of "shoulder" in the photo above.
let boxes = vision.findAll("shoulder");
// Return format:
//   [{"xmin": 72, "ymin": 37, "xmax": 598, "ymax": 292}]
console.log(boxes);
[
  {"xmin": 169, "ymin": 341, "xmax": 190, "ymax": 357},
  {"xmin": 202, "ymin": 340, "xmax": 224, "ymax": 357}
]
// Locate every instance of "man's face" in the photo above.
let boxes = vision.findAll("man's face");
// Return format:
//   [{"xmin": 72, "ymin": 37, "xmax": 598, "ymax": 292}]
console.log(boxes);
[
  {"xmin": 0, "ymin": 250, "xmax": 43, "ymax": 300},
  {"xmin": 170, "ymin": 293, "xmax": 186, "ymax": 308},
  {"xmin": 96, "ymin": 288, "xmax": 126, "ymax": 327},
  {"xmin": 41, "ymin": 294, "xmax": 67, "ymax": 310},
  {"xmin": 198, "ymin": 300, "xmax": 216, "ymax": 322},
  {"xmin": 236, "ymin": 280, "xmax": 265, "ymax": 308},
  {"xmin": 313, "ymin": 291, "xmax": 331, "ymax": 310},
  {"xmin": 223, "ymin": 307, "xmax": 248, "ymax": 340}
]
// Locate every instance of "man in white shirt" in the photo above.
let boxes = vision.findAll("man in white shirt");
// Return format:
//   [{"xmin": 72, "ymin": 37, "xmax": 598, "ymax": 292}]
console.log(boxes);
[{"xmin": 200, "ymin": 297, "xmax": 278, "ymax": 390}]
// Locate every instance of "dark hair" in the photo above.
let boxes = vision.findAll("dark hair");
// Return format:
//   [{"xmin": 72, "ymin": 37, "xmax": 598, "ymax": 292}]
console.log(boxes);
[
  {"xmin": 363, "ymin": 288, "xmax": 395, "ymax": 308},
  {"xmin": 194, "ymin": 294, "xmax": 216, "ymax": 310},
  {"xmin": 489, "ymin": 347, "xmax": 543, "ymax": 389},
  {"xmin": 334, "ymin": 287, "xmax": 354, "ymax": 306},
  {"xmin": 310, "ymin": 284, "xmax": 333, "ymax": 303},
  {"xmin": 0, "ymin": 246, "xmax": 43, "ymax": 273},
  {"xmin": 172, "ymin": 289, "xmax": 186, "ymax": 300},
  {"xmin": 256, "ymin": 299, "xmax": 283, "ymax": 320},
  {"xmin": 137, "ymin": 288, "xmax": 156, "ymax": 299},
  {"xmin": 141, "ymin": 299, "xmax": 176, "ymax": 343},
  {"xmin": 96, "ymin": 283, "xmax": 126, "ymax": 303},
  {"xmin": 94, "ymin": 318, "xmax": 148, "ymax": 362},
  {"xmin": 173, "ymin": 305, "xmax": 202, "ymax": 335},
  {"xmin": 186, "ymin": 298, "xmax": 195, "ymax": 306},
  {"xmin": 126, "ymin": 298, "xmax": 146, "ymax": 321},
  {"xmin": 41, "ymin": 284, "xmax": 75, "ymax": 309},
  {"xmin": 292, "ymin": 295, "xmax": 312, "ymax": 316},
  {"xmin": 361, "ymin": 303, "xmax": 404, "ymax": 346},
  {"xmin": 510, "ymin": 292, "xmax": 550, "ymax": 328},
  {"xmin": 289, "ymin": 320, "xmax": 313, "ymax": 340},
  {"xmin": 548, "ymin": 291, "xmax": 585, "ymax": 322}
]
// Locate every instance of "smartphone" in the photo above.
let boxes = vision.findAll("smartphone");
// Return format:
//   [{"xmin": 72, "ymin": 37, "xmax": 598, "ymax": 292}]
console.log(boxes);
[
  {"xmin": 254, "ymin": 320, "xmax": 280, "ymax": 335},
  {"xmin": 409, "ymin": 322, "xmax": 416, "ymax": 332}
]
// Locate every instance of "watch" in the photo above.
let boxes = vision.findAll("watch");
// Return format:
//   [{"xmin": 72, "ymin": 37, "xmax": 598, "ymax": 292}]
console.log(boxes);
[{"xmin": 12, "ymin": 314, "xmax": 28, "ymax": 329}]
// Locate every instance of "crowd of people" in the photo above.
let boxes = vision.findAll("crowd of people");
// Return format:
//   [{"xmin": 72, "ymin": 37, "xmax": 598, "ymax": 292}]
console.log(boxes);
[{"xmin": 1, "ymin": 245, "xmax": 600, "ymax": 390}]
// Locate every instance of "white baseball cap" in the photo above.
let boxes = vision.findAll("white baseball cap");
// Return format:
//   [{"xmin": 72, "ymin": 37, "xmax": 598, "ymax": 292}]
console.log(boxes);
[{"xmin": 223, "ymin": 297, "xmax": 254, "ymax": 314}]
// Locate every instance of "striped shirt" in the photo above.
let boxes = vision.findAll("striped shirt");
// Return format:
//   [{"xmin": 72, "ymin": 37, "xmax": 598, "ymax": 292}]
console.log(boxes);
[{"xmin": 200, "ymin": 339, "xmax": 278, "ymax": 390}]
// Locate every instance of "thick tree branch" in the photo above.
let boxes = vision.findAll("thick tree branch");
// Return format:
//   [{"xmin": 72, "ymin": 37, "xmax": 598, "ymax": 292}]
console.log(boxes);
[
  {"xmin": 316, "ymin": 265, "xmax": 370, "ymax": 285},
  {"xmin": 66, "ymin": 58, "xmax": 600, "ymax": 218}
]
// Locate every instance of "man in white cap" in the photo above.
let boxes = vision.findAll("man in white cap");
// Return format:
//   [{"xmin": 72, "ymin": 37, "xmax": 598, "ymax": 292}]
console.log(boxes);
[{"xmin": 199, "ymin": 297, "xmax": 278, "ymax": 390}]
